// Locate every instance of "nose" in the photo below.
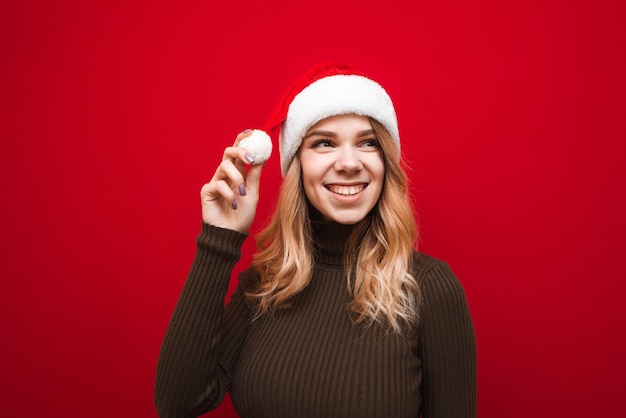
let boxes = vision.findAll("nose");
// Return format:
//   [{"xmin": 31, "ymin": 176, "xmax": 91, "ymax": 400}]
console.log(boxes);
[{"xmin": 334, "ymin": 145, "xmax": 363, "ymax": 172}]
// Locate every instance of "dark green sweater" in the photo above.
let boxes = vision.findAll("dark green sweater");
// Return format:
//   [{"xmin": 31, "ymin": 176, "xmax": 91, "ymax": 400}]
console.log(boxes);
[{"xmin": 155, "ymin": 222, "xmax": 476, "ymax": 417}]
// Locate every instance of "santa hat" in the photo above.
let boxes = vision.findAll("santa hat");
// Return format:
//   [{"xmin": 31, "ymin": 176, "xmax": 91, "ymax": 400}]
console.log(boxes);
[{"xmin": 264, "ymin": 62, "xmax": 400, "ymax": 176}]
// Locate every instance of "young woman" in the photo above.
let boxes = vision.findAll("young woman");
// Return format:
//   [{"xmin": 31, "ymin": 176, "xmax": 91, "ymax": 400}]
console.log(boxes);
[{"xmin": 155, "ymin": 62, "xmax": 476, "ymax": 418}]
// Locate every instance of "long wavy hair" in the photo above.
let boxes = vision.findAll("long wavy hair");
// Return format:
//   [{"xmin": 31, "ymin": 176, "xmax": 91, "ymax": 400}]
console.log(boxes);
[{"xmin": 248, "ymin": 118, "xmax": 420, "ymax": 333}]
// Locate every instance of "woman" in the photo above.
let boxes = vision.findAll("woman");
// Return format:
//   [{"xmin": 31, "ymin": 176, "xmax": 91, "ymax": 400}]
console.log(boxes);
[{"xmin": 155, "ymin": 62, "xmax": 476, "ymax": 417}]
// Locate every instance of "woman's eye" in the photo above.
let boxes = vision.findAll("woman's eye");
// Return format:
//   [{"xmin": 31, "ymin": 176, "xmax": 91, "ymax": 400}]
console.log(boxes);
[
  {"xmin": 312, "ymin": 139, "xmax": 333, "ymax": 148},
  {"xmin": 361, "ymin": 138, "xmax": 380, "ymax": 148}
]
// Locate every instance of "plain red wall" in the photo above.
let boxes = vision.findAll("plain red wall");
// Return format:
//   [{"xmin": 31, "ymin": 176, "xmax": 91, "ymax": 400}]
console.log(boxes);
[{"xmin": 2, "ymin": 0, "xmax": 625, "ymax": 417}]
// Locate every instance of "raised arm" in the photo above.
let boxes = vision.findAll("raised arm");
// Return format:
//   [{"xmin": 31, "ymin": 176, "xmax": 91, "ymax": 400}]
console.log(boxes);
[{"xmin": 155, "ymin": 130, "xmax": 267, "ymax": 417}]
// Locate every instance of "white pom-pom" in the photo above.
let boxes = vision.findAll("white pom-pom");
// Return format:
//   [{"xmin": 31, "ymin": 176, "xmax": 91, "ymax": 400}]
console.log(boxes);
[{"xmin": 239, "ymin": 129, "xmax": 273, "ymax": 164}]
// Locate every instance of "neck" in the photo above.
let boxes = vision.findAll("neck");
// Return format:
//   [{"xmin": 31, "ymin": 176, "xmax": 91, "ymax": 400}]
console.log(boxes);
[{"xmin": 310, "ymin": 217, "xmax": 354, "ymax": 266}]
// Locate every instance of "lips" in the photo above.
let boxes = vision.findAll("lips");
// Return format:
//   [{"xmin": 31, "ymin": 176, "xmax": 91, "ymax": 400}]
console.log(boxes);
[{"xmin": 325, "ymin": 184, "xmax": 367, "ymax": 196}]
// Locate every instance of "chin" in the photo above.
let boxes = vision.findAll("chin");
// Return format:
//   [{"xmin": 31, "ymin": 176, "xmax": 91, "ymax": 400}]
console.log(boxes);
[{"xmin": 327, "ymin": 212, "xmax": 369, "ymax": 225}]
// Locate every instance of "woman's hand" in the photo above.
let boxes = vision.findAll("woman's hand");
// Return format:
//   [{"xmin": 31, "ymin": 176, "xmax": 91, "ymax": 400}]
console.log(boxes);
[{"xmin": 200, "ymin": 130, "xmax": 265, "ymax": 233}]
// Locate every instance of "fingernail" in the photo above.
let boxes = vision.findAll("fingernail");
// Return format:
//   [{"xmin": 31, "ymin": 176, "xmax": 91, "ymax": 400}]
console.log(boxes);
[
  {"xmin": 243, "ymin": 129, "xmax": 252, "ymax": 133},
  {"xmin": 239, "ymin": 184, "xmax": 246, "ymax": 196},
  {"xmin": 245, "ymin": 153, "xmax": 255, "ymax": 164},
  {"xmin": 231, "ymin": 200, "xmax": 238, "ymax": 210}
]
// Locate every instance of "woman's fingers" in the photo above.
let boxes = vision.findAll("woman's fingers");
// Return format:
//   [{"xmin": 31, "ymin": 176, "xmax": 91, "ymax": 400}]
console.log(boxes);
[
  {"xmin": 201, "ymin": 179, "xmax": 236, "ymax": 205},
  {"xmin": 211, "ymin": 158, "xmax": 246, "ymax": 190},
  {"xmin": 199, "ymin": 129, "xmax": 266, "ymax": 232},
  {"xmin": 221, "ymin": 145, "xmax": 255, "ymax": 174},
  {"xmin": 243, "ymin": 161, "xmax": 263, "ymax": 195},
  {"xmin": 213, "ymin": 129, "xmax": 263, "ymax": 197},
  {"xmin": 234, "ymin": 129, "xmax": 254, "ymax": 146}
]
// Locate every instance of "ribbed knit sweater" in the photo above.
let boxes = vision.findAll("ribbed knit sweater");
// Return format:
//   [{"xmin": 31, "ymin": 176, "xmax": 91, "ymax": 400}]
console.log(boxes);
[{"xmin": 155, "ymin": 222, "xmax": 476, "ymax": 418}]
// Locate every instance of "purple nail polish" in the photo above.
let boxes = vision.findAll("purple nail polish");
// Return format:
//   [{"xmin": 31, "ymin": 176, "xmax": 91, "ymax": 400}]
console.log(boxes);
[
  {"xmin": 231, "ymin": 200, "xmax": 237, "ymax": 210},
  {"xmin": 245, "ymin": 153, "xmax": 255, "ymax": 164},
  {"xmin": 239, "ymin": 184, "xmax": 246, "ymax": 196}
]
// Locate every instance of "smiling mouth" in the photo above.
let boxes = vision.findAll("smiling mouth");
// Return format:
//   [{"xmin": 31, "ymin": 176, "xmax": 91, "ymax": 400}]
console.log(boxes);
[{"xmin": 325, "ymin": 184, "xmax": 367, "ymax": 196}]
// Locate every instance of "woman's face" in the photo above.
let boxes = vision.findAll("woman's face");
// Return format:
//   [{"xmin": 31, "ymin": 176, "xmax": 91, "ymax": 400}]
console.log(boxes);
[{"xmin": 299, "ymin": 114, "xmax": 385, "ymax": 225}]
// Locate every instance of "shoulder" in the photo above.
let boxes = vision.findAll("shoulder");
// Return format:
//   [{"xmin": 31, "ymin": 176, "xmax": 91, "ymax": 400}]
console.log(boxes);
[
  {"xmin": 411, "ymin": 251, "xmax": 455, "ymax": 282},
  {"xmin": 411, "ymin": 251, "xmax": 468, "ymax": 306}
]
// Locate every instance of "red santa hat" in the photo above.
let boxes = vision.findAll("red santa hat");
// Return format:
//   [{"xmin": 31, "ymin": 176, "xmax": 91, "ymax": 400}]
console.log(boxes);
[{"xmin": 264, "ymin": 62, "xmax": 400, "ymax": 176}]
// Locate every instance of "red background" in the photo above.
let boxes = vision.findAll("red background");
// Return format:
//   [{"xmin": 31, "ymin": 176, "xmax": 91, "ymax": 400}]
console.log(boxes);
[{"xmin": 2, "ymin": 0, "xmax": 625, "ymax": 417}]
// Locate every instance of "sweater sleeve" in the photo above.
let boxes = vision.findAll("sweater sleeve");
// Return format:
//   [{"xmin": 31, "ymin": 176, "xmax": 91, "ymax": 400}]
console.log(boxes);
[
  {"xmin": 417, "ymin": 259, "xmax": 477, "ymax": 418},
  {"xmin": 155, "ymin": 223, "xmax": 252, "ymax": 418}
]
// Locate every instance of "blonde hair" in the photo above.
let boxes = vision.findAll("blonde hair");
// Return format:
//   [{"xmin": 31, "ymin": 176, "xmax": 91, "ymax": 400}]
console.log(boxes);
[{"xmin": 249, "ymin": 119, "xmax": 420, "ymax": 333}]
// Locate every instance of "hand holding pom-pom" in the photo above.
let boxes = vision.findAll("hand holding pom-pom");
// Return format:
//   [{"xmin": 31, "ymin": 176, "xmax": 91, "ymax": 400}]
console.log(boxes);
[{"xmin": 239, "ymin": 130, "xmax": 273, "ymax": 164}]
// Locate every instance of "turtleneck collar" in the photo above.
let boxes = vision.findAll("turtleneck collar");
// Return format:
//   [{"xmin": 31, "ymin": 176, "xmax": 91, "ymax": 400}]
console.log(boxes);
[{"xmin": 309, "ymin": 211, "xmax": 356, "ymax": 266}]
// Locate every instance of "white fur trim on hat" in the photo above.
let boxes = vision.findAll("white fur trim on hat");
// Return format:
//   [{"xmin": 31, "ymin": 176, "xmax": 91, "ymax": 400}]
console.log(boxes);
[{"xmin": 280, "ymin": 74, "xmax": 399, "ymax": 175}]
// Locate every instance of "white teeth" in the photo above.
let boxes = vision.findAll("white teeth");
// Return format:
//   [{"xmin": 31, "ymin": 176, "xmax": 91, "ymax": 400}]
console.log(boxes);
[{"xmin": 327, "ymin": 185, "xmax": 365, "ymax": 196}]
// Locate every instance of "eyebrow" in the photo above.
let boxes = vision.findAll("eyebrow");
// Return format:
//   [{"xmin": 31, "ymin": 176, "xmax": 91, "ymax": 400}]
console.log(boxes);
[{"xmin": 303, "ymin": 129, "xmax": 376, "ymax": 139}]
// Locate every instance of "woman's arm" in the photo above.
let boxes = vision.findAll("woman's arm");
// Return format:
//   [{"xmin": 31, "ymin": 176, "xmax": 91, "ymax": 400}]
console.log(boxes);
[
  {"xmin": 154, "ymin": 224, "xmax": 250, "ymax": 418},
  {"xmin": 155, "ymin": 129, "xmax": 267, "ymax": 416},
  {"xmin": 418, "ymin": 259, "xmax": 477, "ymax": 418}
]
